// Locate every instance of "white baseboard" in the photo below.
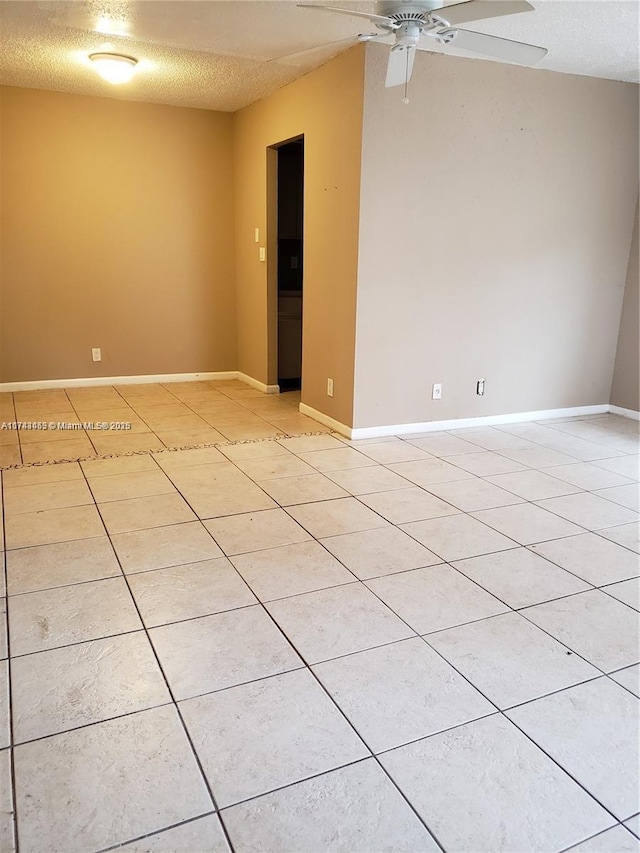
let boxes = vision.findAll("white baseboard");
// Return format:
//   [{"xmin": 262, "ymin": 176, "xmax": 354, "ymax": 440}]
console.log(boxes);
[
  {"xmin": 237, "ymin": 373, "xmax": 280, "ymax": 395},
  {"xmin": 299, "ymin": 403, "xmax": 351, "ymax": 437},
  {"xmin": 0, "ymin": 371, "xmax": 270, "ymax": 394},
  {"xmin": 348, "ymin": 404, "xmax": 611, "ymax": 440},
  {"xmin": 609, "ymin": 405, "xmax": 640, "ymax": 421}
]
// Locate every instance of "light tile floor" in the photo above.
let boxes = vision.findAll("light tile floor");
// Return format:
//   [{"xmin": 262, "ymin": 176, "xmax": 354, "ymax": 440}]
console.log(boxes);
[
  {"xmin": 0, "ymin": 390, "xmax": 639, "ymax": 852},
  {"xmin": 0, "ymin": 381, "xmax": 313, "ymax": 467}
]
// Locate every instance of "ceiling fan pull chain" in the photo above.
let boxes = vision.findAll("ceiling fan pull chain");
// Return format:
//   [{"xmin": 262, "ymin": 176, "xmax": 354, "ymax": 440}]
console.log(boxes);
[{"xmin": 402, "ymin": 49, "xmax": 410, "ymax": 104}]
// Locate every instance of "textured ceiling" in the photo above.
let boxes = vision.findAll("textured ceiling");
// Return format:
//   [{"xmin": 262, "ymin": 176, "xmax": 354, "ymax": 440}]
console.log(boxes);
[{"xmin": 0, "ymin": 0, "xmax": 638, "ymax": 112}]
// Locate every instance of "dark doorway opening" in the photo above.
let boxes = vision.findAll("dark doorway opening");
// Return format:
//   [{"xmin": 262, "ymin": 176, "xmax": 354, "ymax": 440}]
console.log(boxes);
[{"xmin": 277, "ymin": 138, "xmax": 304, "ymax": 392}]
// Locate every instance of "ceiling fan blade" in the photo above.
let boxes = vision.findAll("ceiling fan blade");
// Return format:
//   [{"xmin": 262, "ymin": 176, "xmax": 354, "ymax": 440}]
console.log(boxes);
[
  {"xmin": 433, "ymin": 0, "xmax": 534, "ymax": 26},
  {"xmin": 297, "ymin": 4, "xmax": 396, "ymax": 25},
  {"xmin": 267, "ymin": 36, "xmax": 359, "ymax": 63},
  {"xmin": 440, "ymin": 28, "xmax": 547, "ymax": 64},
  {"xmin": 385, "ymin": 46, "xmax": 416, "ymax": 88}
]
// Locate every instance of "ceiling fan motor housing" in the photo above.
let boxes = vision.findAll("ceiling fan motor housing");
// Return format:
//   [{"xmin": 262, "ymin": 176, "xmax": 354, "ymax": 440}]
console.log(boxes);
[{"xmin": 376, "ymin": 1, "xmax": 446, "ymax": 20}]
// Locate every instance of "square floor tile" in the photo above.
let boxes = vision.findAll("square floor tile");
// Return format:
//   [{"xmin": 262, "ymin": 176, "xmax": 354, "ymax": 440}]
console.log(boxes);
[
  {"xmin": 178, "ymin": 476, "xmax": 277, "ymax": 519},
  {"xmin": 297, "ymin": 447, "xmax": 373, "ymax": 472},
  {"xmin": 314, "ymin": 637, "xmax": 493, "ymax": 752},
  {"xmin": 234, "ymin": 454, "xmax": 316, "ymax": 481},
  {"xmin": 258, "ymin": 473, "xmax": 349, "ymax": 506},
  {"xmin": 181, "ymin": 668, "xmax": 367, "ymax": 807},
  {"xmin": 129, "ymin": 558, "xmax": 256, "ymax": 627},
  {"xmin": 455, "ymin": 427, "xmax": 535, "ymax": 451},
  {"xmin": 355, "ymin": 440, "xmax": 434, "ymax": 465},
  {"xmin": 453, "ymin": 548, "xmax": 591, "ymax": 609},
  {"xmin": 602, "ymin": 578, "xmax": 639, "ymax": 610},
  {"xmin": 3, "ymin": 479, "xmax": 94, "ymax": 516},
  {"xmin": 81, "ymin": 455, "xmax": 159, "ymax": 477},
  {"xmin": 149, "ymin": 605, "xmax": 302, "ymax": 700},
  {"xmin": 11, "ymin": 632, "xmax": 170, "ymax": 743},
  {"xmin": 522, "ymin": 590, "xmax": 640, "ymax": 672},
  {"xmin": 551, "ymin": 462, "xmax": 635, "ymax": 490},
  {"xmin": 203, "ymin": 508, "xmax": 311, "ymax": 556},
  {"xmin": 530, "ymin": 533, "xmax": 640, "ymax": 585},
  {"xmin": 486, "ymin": 469, "xmax": 582, "ymax": 501},
  {"xmin": 473, "ymin": 503, "xmax": 584, "ymax": 545},
  {"xmin": 230, "ymin": 541, "xmax": 353, "ymax": 602},
  {"xmin": 405, "ymin": 434, "xmax": 484, "ymax": 457},
  {"xmin": 388, "ymin": 458, "xmax": 475, "ymax": 486},
  {"xmin": 111, "ymin": 522, "xmax": 222, "ymax": 574},
  {"xmin": 595, "ymin": 485, "xmax": 640, "ymax": 512},
  {"xmin": 9, "ymin": 577, "xmax": 142, "ymax": 656},
  {"xmin": 401, "ymin": 514, "xmax": 517, "ymax": 561},
  {"xmin": 222, "ymin": 759, "xmax": 438, "ymax": 853},
  {"xmin": 6, "ymin": 537, "xmax": 120, "ymax": 595},
  {"xmin": 21, "ymin": 438, "xmax": 95, "ymax": 464},
  {"xmin": 88, "ymin": 470, "xmax": 176, "ymax": 503},
  {"xmin": 595, "ymin": 456, "xmax": 640, "ymax": 481},
  {"xmin": 117, "ymin": 815, "xmax": 229, "ymax": 852},
  {"xmin": 358, "ymin": 487, "xmax": 459, "ymax": 524},
  {"xmin": 367, "ymin": 564, "xmax": 508, "ymax": 634},
  {"xmin": 319, "ymin": 526, "xmax": 441, "ymax": 580},
  {"xmin": 610, "ymin": 664, "xmax": 640, "ymax": 698},
  {"xmin": 427, "ymin": 611, "xmax": 599, "ymax": 708},
  {"xmin": 266, "ymin": 583, "xmax": 414, "ymax": 664},
  {"xmin": 5, "ymin": 504, "xmax": 104, "ymax": 549},
  {"xmin": 14, "ymin": 706, "xmax": 212, "ymax": 853},
  {"xmin": 598, "ymin": 523, "xmax": 640, "ymax": 554},
  {"xmin": 99, "ymin": 493, "xmax": 197, "ymax": 534},
  {"xmin": 536, "ymin": 493, "xmax": 638, "ymax": 531},
  {"xmin": 507, "ymin": 678, "xmax": 639, "ymax": 820},
  {"xmin": 153, "ymin": 446, "xmax": 227, "ymax": 470},
  {"xmin": 287, "ymin": 497, "xmax": 388, "ymax": 538},
  {"xmin": 380, "ymin": 714, "xmax": 612, "ymax": 853},
  {"xmin": 444, "ymin": 451, "xmax": 529, "ymax": 477},
  {"xmin": 424, "ymin": 477, "xmax": 526, "ymax": 512},
  {"xmin": 500, "ymin": 446, "xmax": 582, "ymax": 468},
  {"xmin": 325, "ymin": 465, "xmax": 412, "ymax": 496}
]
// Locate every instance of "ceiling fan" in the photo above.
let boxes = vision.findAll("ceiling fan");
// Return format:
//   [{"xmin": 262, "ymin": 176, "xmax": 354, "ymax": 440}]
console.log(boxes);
[{"xmin": 286, "ymin": 1, "xmax": 547, "ymax": 90}]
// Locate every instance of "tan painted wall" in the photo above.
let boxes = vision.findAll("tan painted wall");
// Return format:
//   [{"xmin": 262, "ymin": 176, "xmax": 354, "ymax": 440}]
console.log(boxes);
[
  {"xmin": 233, "ymin": 47, "xmax": 365, "ymax": 425},
  {"xmin": 611, "ymin": 199, "xmax": 639, "ymax": 412},
  {"xmin": 0, "ymin": 86, "xmax": 236, "ymax": 383},
  {"xmin": 353, "ymin": 47, "xmax": 639, "ymax": 428}
]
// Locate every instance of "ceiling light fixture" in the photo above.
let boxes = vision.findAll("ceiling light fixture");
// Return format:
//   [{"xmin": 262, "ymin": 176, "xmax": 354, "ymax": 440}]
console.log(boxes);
[{"xmin": 89, "ymin": 52, "xmax": 138, "ymax": 84}]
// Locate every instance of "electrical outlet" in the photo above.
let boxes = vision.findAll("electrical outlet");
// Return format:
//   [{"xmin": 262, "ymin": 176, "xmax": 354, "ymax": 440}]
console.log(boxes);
[
  {"xmin": 259, "ymin": 247, "xmax": 266, "ymax": 262},
  {"xmin": 477, "ymin": 379, "xmax": 486, "ymax": 396},
  {"xmin": 431, "ymin": 383, "xmax": 442, "ymax": 400},
  {"xmin": 327, "ymin": 378, "xmax": 334, "ymax": 397},
  {"xmin": 92, "ymin": 348, "xmax": 101, "ymax": 362}
]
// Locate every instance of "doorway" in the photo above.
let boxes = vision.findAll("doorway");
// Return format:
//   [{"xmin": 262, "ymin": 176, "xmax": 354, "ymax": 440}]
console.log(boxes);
[{"xmin": 275, "ymin": 138, "xmax": 304, "ymax": 392}]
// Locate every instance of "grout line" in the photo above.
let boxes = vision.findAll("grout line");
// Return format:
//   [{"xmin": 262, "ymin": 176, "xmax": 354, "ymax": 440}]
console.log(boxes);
[{"xmin": 95, "ymin": 810, "xmax": 219, "ymax": 853}]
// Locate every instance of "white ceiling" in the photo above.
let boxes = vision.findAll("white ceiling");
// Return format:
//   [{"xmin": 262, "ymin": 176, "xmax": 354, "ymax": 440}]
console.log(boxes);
[{"xmin": 0, "ymin": 0, "xmax": 638, "ymax": 112}]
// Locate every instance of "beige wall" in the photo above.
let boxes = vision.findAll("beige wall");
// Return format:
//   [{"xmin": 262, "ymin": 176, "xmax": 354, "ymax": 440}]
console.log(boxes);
[
  {"xmin": 611, "ymin": 199, "xmax": 639, "ymax": 412},
  {"xmin": 233, "ymin": 47, "xmax": 365, "ymax": 425},
  {"xmin": 0, "ymin": 87, "xmax": 236, "ymax": 383},
  {"xmin": 353, "ymin": 47, "xmax": 639, "ymax": 428}
]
